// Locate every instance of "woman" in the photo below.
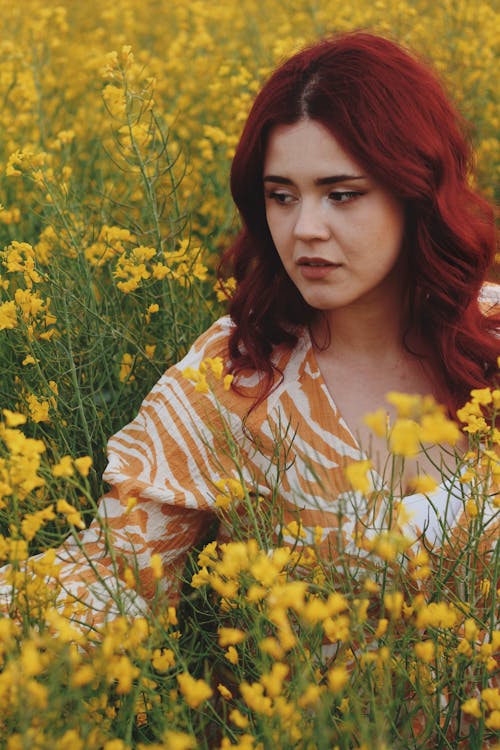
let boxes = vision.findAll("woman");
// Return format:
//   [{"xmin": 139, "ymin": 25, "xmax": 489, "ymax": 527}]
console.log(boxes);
[{"xmin": 4, "ymin": 32, "xmax": 498, "ymax": 625}]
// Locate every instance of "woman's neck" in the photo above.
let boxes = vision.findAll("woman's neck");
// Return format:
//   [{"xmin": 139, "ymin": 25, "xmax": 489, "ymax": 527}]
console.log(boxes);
[{"xmin": 311, "ymin": 295, "xmax": 413, "ymax": 362}]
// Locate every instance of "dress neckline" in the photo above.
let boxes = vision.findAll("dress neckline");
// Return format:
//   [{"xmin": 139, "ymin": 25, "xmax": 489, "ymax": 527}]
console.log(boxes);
[
  {"xmin": 297, "ymin": 325, "xmax": 462, "ymax": 503},
  {"xmin": 299, "ymin": 325, "xmax": 370, "ymax": 456}
]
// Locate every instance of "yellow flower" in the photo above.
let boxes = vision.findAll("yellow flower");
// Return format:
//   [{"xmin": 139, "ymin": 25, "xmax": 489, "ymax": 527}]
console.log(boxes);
[
  {"xmin": 389, "ymin": 419, "xmax": 421, "ymax": 457},
  {"xmin": 457, "ymin": 400, "xmax": 489, "ymax": 434},
  {"xmin": 107, "ymin": 654, "xmax": 140, "ymax": 694},
  {"xmin": 419, "ymin": 413, "xmax": 460, "ymax": 445},
  {"xmin": 461, "ymin": 697, "xmax": 482, "ymax": 719},
  {"xmin": 481, "ymin": 688, "xmax": 500, "ymax": 711},
  {"xmin": 55, "ymin": 730, "xmax": 85, "ymax": 750},
  {"xmin": 225, "ymin": 646, "xmax": 239, "ymax": 665},
  {"xmin": 218, "ymin": 627, "xmax": 246, "ymax": 647},
  {"xmin": 2, "ymin": 409, "xmax": 26, "ymax": 427},
  {"xmin": 8, "ymin": 538, "xmax": 29, "ymax": 563},
  {"xmin": 214, "ymin": 276, "xmax": 237, "ymax": 301},
  {"xmin": 407, "ymin": 474, "xmax": 438, "ymax": 494},
  {"xmin": 74, "ymin": 456, "xmax": 92, "ymax": 477},
  {"xmin": 326, "ymin": 592, "xmax": 349, "ymax": 616},
  {"xmin": 149, "ymin": 553, "xmax": 163, "ymax": 579},
  {"xmin": 217, "ymin": 683, "xmax": 233, "ymax": 700},
  {"xmin": 345, "ymin": 459, "xmax": 373, "ymax": 494},
  {"xmin": 162, "ymin": 732, "xmax": 196, "ymax": 750},
  {"xmin": 119, "ymin": 353, "xmax": 135, "ymax": 383},
  {"xmin": 152, "ymin": 648, "xmax": 175, "ymax": 672},
  {"xmin": 327, "ymin": 665, "xmax": 349, "ymax": 693},
  {"xmin": 191, "ymin": 567, "xmax": 211, "ymax": 589},
  {"xmin": 368, "ymin": 532, "xmax": 411, "ymax": 562},
  {"xmin": 20, "ymin": 639, "xmax": 45, "ymax": 677},
  {"xmin": 151, "ymin": 262, "xmax": 169, "ymax": 280},
  {"xmin": 214, "ymin": 477, "xmax": 245, "ymax": 509},
  {"xmin": 386, "ymin": 392, "xmax": 422, "ymax": 418},
  {"xmin": 229, "ymin": 708, "xmax": 249, "ymax": 728},
  {"xmin": 194, "ymin": 376, "xmax": 209, "ymax": 393},
  {"xmin": 479, "ymin": 578, "xmax": 491, "ymax": 597},
  {"xmin": 56, "ymin": 499, "xmax": 85, "ymax": 529},
  {"xmin": 205, "ymin": 356, "xmax": 224, "ymax": 379},
  {"xmin": 182, "ymin": 366, "xmax": 199, "ymax": 382},
  {"xmin": 125, "ymin": 496, "xmax": 138, "ymax": 513},
  {"xmin": 0, "ymin": 300, "xmax": 18, "ymax": 329},
  {"xmin": 383, "ymin": 591, "xmax": 404, "ymax": 620},
  {"xmin": 485, "ymin": 711, "xmax": 500, "ymax": 730},
  {"xmin": 21, "ymin": 505, "xmax": 55, "ymax": 541},
  {"xmin": 52, "ymin": 456, "xmax": 74, "ymax": 477},
  {"xmin": 414, "ymin": 640, "xmax": 435, "ymax": 663},
  {"xmin": 177, "ymin": 672, "xmax": 213, "ymax": 708},
  {"xmin": 323, "ymin": 615, "xmax": 350, "ymax": 643},
  {"xmin": 282, "ymin": 519, "xmax": 307, "ymax": 540},
  {"xmin": 415, "ymin": 601, "xmax": 458, "ymax": 629},
  {"xmin": 375, "ymin": 618, "xmax": 389, "ymax": 638},
  {"xmin": 259, "ymin": 637, "xmax": 285, "ymax": 660},
  {"xmin": 459, "ymin": 469, "xmax": 475, "ymax": 483},
  {"xmin": 240, "ymin": 681, "xmax": 273, "ymax": 715},
  {"xmin": 466, "ymin": 498, "xmax": 479, "ymax": 518},
  {"xmin": 463, "ymin": 618, "xmax": 479, "ymax": 642},
  {"xmin": 103, "ymin": 740, "xmax": 128, "ymax": 750},
  {"xmin": 166, "ymin": 606, "xmax": 178, "ymax": 625},
  {"xmin": 146, "ymin": 302, "xmax": 159, "ymax": 315},
  {"xmin": 260, "ymin": 662, "xmax": 289, "ymax": 698},
  {"xmin": 26, "ymin": 393, "xmax": 51, "ymax": 423},
  {"xmin": 297, "ymin": 684, "xmax": 323, "ymax": 707},
  {"xmin": 123, "ymin": 567, "xmax": 136, "ymax": 588},
  {"xmin": 363, "ymin": 407, "xmax": 388, "ymax": 437},
  {"xmin": 71, "ymin": 664, "xmax": 96, "ymax": 688},
  {"xmin": 470, "ymin": 387, "xmax": 493, "ymax": 405}
]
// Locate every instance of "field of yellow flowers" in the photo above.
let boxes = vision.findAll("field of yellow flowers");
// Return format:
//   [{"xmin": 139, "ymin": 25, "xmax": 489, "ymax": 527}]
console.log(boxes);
[{"xmin": 0, "ymin": 1, "xmax": 499, "ymax": 748}]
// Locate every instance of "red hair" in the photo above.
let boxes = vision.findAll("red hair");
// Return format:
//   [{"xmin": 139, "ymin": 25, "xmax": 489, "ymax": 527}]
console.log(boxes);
[{"xmin": 220, "ymin": 31, "xmax": 498, "ymax": 412}]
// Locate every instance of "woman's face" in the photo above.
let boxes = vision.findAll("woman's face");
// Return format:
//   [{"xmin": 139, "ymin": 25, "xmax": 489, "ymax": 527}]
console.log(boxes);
[{"xmin": 263, "ymin": 119, "xmax": 406, "ymax": 316}]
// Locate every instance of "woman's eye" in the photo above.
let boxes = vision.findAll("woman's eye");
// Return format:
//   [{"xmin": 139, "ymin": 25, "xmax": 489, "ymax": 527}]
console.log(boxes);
[
  {"xmin": 329, "ymin": 190, "xmax": 360, "ymax": 203},
  {"xmin": 268, "ymin": 190, "xmax": 295, "ymax": 205}
]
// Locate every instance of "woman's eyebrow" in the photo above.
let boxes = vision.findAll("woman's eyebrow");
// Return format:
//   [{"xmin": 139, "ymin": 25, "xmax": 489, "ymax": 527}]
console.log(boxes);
[
  {"xmin": 263, "ymin": 174, "xmax": 367, "ymax": 185},
  {"xmin": 316, "ymin": 174, "xmax": 367, "ymax": 185}
]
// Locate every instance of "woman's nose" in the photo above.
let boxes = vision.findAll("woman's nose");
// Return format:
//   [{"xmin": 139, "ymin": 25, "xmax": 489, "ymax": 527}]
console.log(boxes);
[{"xmin": 292, "ymin": 199, "xmax": 331, "ymax": 241}]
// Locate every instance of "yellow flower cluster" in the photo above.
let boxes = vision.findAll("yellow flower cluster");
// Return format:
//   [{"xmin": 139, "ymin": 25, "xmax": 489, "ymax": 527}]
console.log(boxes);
[
  {"xmin": 0, "ymin": 242, "xmax": 56, "ymax": 339},
  {"xmin": 183, "ymin": 356, "xmax": 234, "ymax": 394},
  {"xmin": 364, "ymin": 391, "xmax": 461, "ymax": 457},
  {"xmin": 0, "ymin": 411, "xmax": 46, "ymax": 504},
  {"xmin": 0, "ymin": 409, "xmax": 94, "ymax": 561},
  {"xmin": 187, "ymin": 530, "xmax": 499, "ymax": 747},
  {"xmin": 457, "ymin": 386, "xmax": 500, "ymax": 438}
]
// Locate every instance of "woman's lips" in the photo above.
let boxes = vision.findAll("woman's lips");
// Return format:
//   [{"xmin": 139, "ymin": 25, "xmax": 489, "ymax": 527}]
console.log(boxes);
[{"xmin": 297, "ymin": 257, "xmax": 341, "ymax": 280}]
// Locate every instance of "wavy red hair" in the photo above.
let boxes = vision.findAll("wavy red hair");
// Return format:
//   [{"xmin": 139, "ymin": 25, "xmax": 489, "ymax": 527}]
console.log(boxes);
[{"xmin": 220, "ymin": 31, "xmax": 498, "ymax": 412}]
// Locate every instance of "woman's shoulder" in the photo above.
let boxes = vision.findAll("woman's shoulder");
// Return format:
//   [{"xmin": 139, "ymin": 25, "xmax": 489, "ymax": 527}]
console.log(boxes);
[
  {"xmin": 176, "ymin": 315, "xmax": 308, "ymax": 377},
  {"xmin": 173, "ymin": 315, "xmax": 235, "ymax": 372}
]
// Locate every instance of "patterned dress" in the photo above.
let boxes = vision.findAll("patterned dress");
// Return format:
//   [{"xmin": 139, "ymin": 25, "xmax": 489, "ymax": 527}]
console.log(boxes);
[{"xmin": 42, "ymin": 283, "xmax": 499, "ymax": 627}]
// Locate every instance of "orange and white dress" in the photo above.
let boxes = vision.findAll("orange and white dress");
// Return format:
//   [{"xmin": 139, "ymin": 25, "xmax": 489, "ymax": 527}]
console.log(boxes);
[{"xmin": 47, "ymin": 283, "xmax": 499, "ymax": 626}]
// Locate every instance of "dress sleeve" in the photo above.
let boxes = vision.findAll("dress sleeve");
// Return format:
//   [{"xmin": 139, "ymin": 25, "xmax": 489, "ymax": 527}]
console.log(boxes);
[
  {"xmin": 479, "ymin": 281, "xmax": 500, "ymax": 316},
  {"xmin": 4, "ymin": 317, "xmax": 240, "ymax": 628}
]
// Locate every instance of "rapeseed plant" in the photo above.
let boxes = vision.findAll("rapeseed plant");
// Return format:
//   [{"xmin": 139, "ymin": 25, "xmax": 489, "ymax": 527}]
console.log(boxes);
[{"xmin": 0, "ymin": 1, "xmax": 498, "ymax": 747}]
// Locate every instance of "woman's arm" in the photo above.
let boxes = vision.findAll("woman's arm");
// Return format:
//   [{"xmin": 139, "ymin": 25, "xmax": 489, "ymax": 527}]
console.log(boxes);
[{"xmin": 1, "ymin": 316, "xmax": 237, "ymax": 629}]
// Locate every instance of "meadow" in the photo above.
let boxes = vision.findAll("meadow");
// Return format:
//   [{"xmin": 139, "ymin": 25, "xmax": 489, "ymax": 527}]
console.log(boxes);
[{"xmin": 0, "ymin": 0, "xmax": 499, "ymax": 748}]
